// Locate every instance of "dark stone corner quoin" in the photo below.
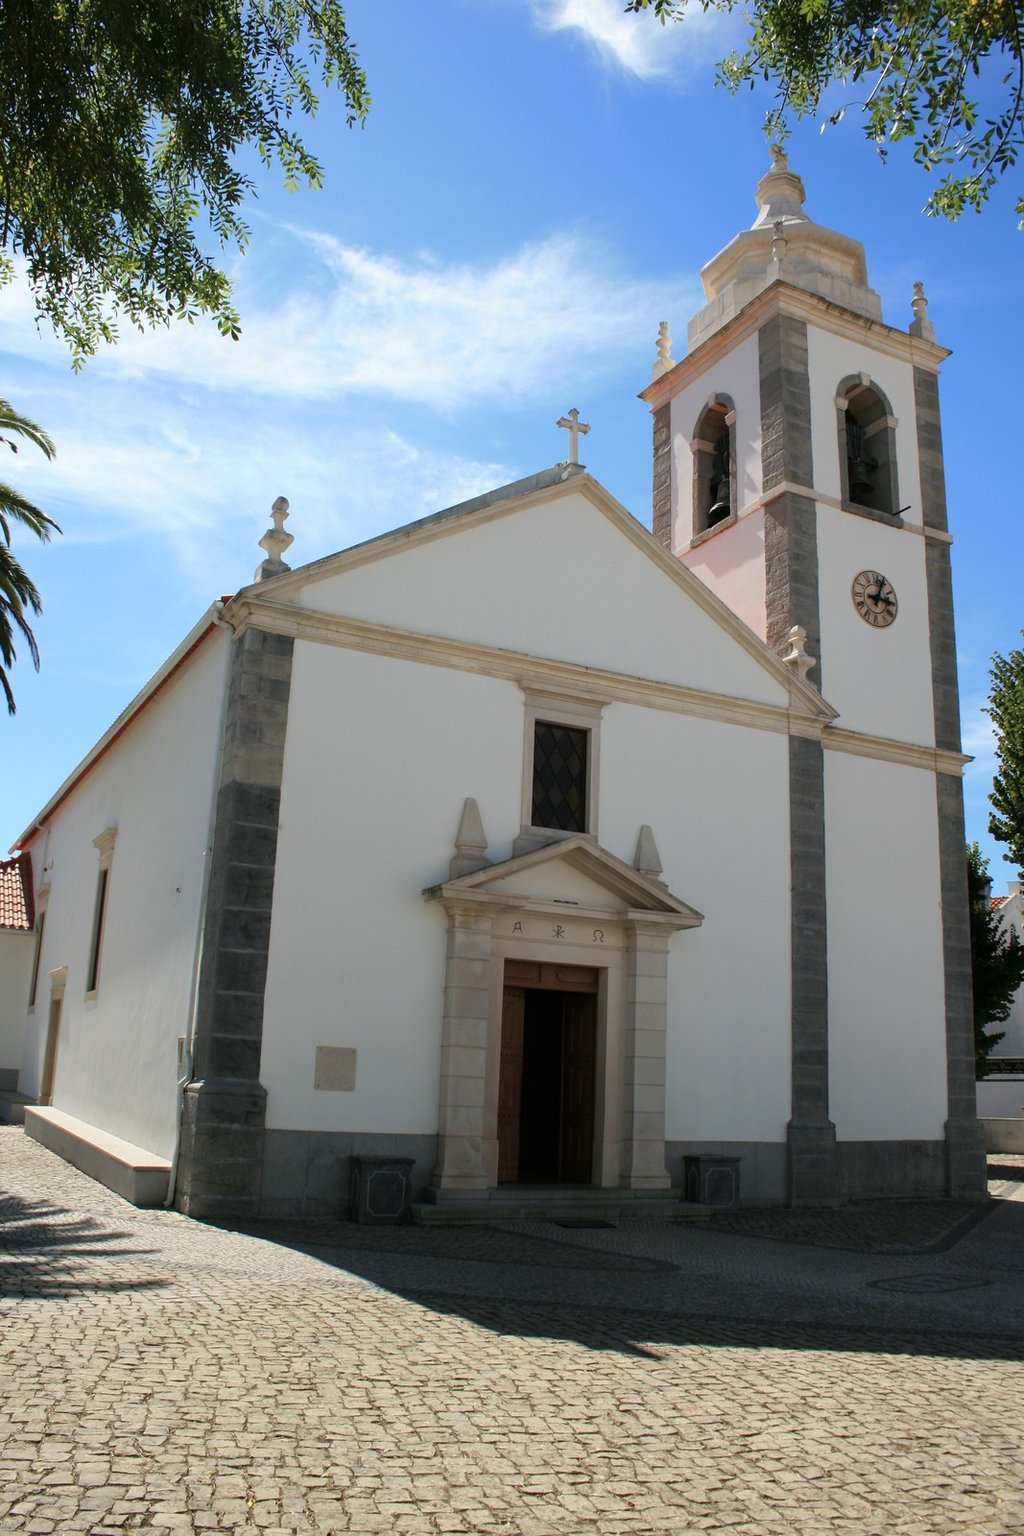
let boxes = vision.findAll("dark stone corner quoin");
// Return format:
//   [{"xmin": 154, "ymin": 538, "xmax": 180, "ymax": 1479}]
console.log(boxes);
[{"xmin": 174, "ymin": 627, "xmax": 294, "ymax": 1221}]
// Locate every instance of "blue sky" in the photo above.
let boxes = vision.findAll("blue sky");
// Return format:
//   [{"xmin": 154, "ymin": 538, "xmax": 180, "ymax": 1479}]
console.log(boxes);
[{"xmin": 3, "ymin": 0, "xmax": 1022, "ymax": 885}]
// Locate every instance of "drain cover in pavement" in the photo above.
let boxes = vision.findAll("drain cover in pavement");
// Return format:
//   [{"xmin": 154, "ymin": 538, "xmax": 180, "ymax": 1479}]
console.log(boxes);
[
  {"xmin": 553, "ymin": 1220, "xmax": 616, "ymax": 1229},
  {"xmin": 867, "ymin": 1272, "xmax": 992, "ymax": 1294}
]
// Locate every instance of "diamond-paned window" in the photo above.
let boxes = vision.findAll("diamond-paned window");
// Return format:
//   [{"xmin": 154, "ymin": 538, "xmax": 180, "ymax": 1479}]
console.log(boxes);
[{"xmin": 531, "ymin": 721, "xmax": 588, "ymax": 832}]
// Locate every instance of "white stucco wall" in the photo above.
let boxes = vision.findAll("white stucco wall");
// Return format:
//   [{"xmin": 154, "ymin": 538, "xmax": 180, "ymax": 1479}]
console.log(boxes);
[
  {"xmin": 825, "ymin": 752, "xmax": 948, "ymax": 1141},
  {"xmin": 815, "ymin": 503, "xmax": 935, "ymax": 744},
  {"xmin": 667, "ymin": 330, "xmax": 763, "ymax": 550},
  {"xmin": 296, "ymin": 489, "xmax": 788, "ymax": 709},
  {"xmin": 0, "ymin": 930, "xmax": 34, "ymax": 1072},
  {"xmin": 992, "ymin": 889, "xmax": 1024, "ymax": 1057},
  {"xmin": 261, "ymin": 641, "xmax": 794, "ymax": 1146},
  {"xmin": 16, "ymin": 625, "xmax": 230, "ymax": 1157},
  {"xmin": 680, "ymin": 508, "xmax": 767, "ymax": 642},
  {"xmin": 805, "ymin": 328, "xmax": 924, "ymax": 525},
  {"xmin": 261, "ymin": 643, "xmax": 523, "ymax": 1135},
  {"xmin": 976, "ymin": 1077, "xmax": 1024, "ymax": 1119},
  {"xmin": 600, "ymin": 704, "xmax": 793, "ymax": 1143}
]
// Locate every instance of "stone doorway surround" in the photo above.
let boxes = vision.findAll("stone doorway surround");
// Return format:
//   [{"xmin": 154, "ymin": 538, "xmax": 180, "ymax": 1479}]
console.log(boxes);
[{"xmin": 423, "ymin": 835, "xmax": 703, "ymax": 1197}]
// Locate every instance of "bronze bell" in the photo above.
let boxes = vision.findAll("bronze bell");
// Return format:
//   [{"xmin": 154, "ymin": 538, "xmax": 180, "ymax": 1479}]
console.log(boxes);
[{"xmin": 848, "ymin": 458, "xmax": 875, "ymax": 505}]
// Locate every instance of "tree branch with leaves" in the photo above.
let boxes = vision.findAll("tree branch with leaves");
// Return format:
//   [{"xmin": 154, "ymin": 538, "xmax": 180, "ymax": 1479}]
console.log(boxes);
[
  {"xmin": 0, "ymin": 0, "xmax": 370, "ymax": 363},
  {"xmin": 988, "ymin": 632, "xmax": 1024, "ymax": 878},
  {"xmin": 626, "ymin": 0, "xmax": 1024, "ymax": 224}
]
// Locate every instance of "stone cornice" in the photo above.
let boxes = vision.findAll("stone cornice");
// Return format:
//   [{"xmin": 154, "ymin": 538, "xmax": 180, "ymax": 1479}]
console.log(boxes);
[
  {"xmin": 823, "ymin": 727, "xmax": 969, "ymax": 777},
  {"xmin": 231, "ymin": 595, "xmax": 967, "ymax": 774},
  {"xmin": 225, "ymin": 595, "xmax": 837, "ymax": 739},
  {"xmin": 641, "ymin": 281, "xmax": 949, "ymax": 412},
  {"xmin": 684, "ymin": 481, "xmax": 954, "ymax": 548}
]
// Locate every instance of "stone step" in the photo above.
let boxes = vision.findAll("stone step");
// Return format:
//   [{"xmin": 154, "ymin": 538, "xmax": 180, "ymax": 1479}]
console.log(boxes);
[
  {"xmin": 413, "ymin": 1188, "xmax": 711, "ymax": 1226},
  {"xmin": 0, "ymin": 1089, "xmax": 34, "ymax": 1126},
  {"xmin": 24, "ymin": 1105, "xmax": 171, "ymax": 1207}
]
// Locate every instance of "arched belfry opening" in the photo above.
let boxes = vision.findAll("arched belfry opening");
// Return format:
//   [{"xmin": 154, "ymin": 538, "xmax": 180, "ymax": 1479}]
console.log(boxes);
[
  {"xmin": 837, "ymin": 375, "xmax": 900, "ymax": 519},
  {"xmin": 691, "ymin": 395, "xmax": 737, "ymax": 539}
]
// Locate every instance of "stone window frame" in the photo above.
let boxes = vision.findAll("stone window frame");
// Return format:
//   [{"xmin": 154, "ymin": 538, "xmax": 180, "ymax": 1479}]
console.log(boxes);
[
  {"xmin": 26, "ymin": 881, "xmax": 50, "ymax": 1014},
  {"xmin": 690, "ymin": 393, "xmax": 738, "ymax": 545},
  {"xmin": 85, "ymin": 828, "xmax": 117, "ymax": 999},
  {"xmin": 514, "ymin": 690, "xmax": 606, "ymax": 857},
  {"xmin": 835, "ymin": 372, "xmax": 903, "ymax": 525}
]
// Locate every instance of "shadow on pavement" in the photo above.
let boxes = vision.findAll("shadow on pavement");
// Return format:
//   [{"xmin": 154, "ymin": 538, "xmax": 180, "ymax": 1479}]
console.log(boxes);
[
  {"xmin": 0, "ymin": 1192, "xmax": 167, "ymax": 1297},
  {"xmin": 222, "ymin": 1200, "xmax": 1024, "ymax": 1365}
]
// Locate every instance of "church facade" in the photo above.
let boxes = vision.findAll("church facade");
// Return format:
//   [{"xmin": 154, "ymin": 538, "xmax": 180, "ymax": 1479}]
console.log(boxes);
[{"xmin": 7, "ymin": 152, "xmax": 986, "ymax": 1218}]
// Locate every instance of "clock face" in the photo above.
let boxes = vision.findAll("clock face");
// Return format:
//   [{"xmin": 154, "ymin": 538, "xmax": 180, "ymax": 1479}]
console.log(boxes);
[{"xmin": 851, "ymin": 569, "xmax": 898, "ymax": 628}]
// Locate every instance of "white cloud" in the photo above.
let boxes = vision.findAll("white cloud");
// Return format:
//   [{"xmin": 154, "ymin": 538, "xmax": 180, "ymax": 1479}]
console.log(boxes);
[
  {"xmin": 0, "ymin": 226, "xmax": 699, "ymax": 413},
  {"xmin": 525, "ymin": 0, "xmax": 729, "ymax": 81}
]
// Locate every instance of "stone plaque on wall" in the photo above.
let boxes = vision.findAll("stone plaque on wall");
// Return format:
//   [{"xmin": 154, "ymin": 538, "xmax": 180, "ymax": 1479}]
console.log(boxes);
[{"xmin": 314, "ymin": 1046, "xmax": 357, "ymax": 1091}]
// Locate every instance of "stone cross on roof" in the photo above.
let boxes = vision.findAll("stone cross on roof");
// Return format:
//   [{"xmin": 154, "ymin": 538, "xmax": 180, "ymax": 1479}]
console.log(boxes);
[{"xmin": 556, "ymin": 407, "xmax": 590, "ymax": 465}]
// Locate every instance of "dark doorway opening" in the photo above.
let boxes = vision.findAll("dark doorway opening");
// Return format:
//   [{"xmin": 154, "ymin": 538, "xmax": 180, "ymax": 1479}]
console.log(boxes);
[{"xmin": 498, "ymin": 963, "xmax": 597, "ymax": 1185}]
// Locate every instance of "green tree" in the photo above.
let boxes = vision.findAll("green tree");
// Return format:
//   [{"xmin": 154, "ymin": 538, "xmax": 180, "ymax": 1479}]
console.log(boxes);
[
  {"xmin": 967, "ymin": 842, "xmax": 1024, "ymax": 1077},
  {"xmin": 0, "ymin": 0, "xmax": 370, "ymax": 363},
  {"xmin": 988, "ymin": 633, "xmax": 1024, "ymax": 879},
  {"xmin": 0, "ymin": 400, "xmax": 58, "ymax": 715},
  {"xmin": 626, "ymin": 0, "xmax": 1024, "ymax": 224}
]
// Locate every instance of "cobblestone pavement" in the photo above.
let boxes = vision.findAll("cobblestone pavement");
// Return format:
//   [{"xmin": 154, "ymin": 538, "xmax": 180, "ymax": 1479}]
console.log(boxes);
[{"xmin": 1, "ymin": 1129, "xmax": 1023, "ymax": 1536}]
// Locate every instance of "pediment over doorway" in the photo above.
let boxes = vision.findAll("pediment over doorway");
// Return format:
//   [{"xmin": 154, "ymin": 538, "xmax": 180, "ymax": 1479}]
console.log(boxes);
[{"xmin": 425, "ymin": 834, "xmax": 703, "ymax": 930}]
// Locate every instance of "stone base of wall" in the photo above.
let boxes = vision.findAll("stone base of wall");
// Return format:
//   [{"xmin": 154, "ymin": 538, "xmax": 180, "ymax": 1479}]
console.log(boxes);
[
  {"xmin": 666, "ymin": 1141, "xmax": 788, "ymax": 1206},
  {"xmin": 252, "ymin": 1133, "xmax": 972, "ymax": 1219},
  {"xmin": 259, "ymin": 1130, "xmax": 437, "ymax": 1220},
  {"xmin": 836, "ymin": 1139, "xmax": 949, "ymax": 1201}
]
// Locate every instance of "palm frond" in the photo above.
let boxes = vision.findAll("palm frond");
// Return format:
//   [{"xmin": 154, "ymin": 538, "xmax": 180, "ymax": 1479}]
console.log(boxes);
[{"xmin": 0, "ymin": 398, "xmax": 56, "ymax": 462}]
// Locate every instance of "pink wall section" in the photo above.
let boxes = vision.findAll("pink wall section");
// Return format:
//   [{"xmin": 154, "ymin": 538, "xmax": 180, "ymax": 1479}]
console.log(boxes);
[{"xmin": 679, "ymin": 509, "xmax": 767, "ymax": 643}]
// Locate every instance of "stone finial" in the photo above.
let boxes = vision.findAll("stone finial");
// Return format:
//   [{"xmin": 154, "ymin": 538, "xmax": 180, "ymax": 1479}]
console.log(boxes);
[
  {"xmin": 255, "ymin": 496, "xmax": 294, "ymax": 582},
  {"xmin": 634, "ymin": 824, "xmax": 665, "ymax": 884},
  {"xmin": 652, "ymin": 321, "xmax": 674, "ymax": 381},
  {"xmin": 450, "ymin": 797, "xmax": 489, "ymax": 879},
  {"xmin": 782, "ymin": 624, "xmax": 815, "ymax": 680},
  {"xmin": 556, "ymin": 407, "xmax": 590, "ymax": 465},
  {"xmin": 753, "ymin": 143, "xmax": 807, "ymax": 230},
  {"xmin": 770, "ymin": 219, "xmax": 788, "ymax": 265},
  {"xmin": 909, "ymin": 280, "xmax": 936, "ymax": 342}
]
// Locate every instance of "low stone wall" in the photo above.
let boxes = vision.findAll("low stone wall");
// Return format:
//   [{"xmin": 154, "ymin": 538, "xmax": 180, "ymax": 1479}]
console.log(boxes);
[{"xmin": 981, "ymin": 1118, "xmax": 1024, "ymax": 1155}]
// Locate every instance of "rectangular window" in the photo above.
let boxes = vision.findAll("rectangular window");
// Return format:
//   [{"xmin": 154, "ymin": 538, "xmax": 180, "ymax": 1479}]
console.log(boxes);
[
  {"xmin": 531, "ymin": 720, "xmax": 589, "ymax": 833},
  {"xmin": 27, "ymin": 909, "xmax": 46, "ymax": 1010},
  {"xmin": 515, "ymin": 692, "xmax": 604, "ymax": 858},
  {"xmin": 86, "ymin": 866, "xmax": 109, "ymax": 995}
]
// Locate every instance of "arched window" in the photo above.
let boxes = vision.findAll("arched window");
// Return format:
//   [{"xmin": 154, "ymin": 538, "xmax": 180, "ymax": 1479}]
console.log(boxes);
[
  {"xmin": 691, "ymin": 395, "xmax": 737, "ymax": 540},
  {"xmin": 836, "ymin": 375, "xmax": 900, "ymax": 520}
]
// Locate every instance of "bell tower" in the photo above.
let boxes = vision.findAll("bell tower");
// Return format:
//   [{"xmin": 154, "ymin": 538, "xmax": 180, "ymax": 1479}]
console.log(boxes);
[{"xmin": 641, "ymin": 148, "xmax": 984, "ymax": 1203}]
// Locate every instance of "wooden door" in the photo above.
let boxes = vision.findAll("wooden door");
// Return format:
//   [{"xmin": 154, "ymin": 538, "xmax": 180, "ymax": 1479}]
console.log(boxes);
[
  {"xmin": 497, "ymin": 987, "xmax": 525, "ymax": 1183},
  {"xmin": 559, "ymin": 995, "xmax": 596, "ymax": 1183}
]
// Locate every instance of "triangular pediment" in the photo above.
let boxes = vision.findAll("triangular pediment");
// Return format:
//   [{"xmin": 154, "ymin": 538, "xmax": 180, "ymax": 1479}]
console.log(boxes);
[
  {"xmin": 228, "ymin": 469, "xmax": 833, "ymax": 725},
  {"xmin": 425, "ymin": 835, "xmax": 703, "ymax": 929}
]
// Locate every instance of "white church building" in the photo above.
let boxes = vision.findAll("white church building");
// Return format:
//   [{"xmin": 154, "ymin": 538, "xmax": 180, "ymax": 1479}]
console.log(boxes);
[{"xmin": 6, "ymin": 150, "xmax": 986, "ymax": 1219}]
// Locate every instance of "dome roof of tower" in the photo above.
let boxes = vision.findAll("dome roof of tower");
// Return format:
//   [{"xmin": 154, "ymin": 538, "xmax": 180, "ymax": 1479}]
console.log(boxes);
[{"xmin": 687, "ymin": 147, "xmax": 883, "ymax": 349}]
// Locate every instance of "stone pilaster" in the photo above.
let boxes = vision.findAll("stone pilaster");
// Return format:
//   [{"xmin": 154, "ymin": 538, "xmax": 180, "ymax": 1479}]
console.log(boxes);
[
  {"xmin": 432, "ymin": 906, "xmax": 493, "ymax": 1191},
  {"xmin": 758, "ymin": 313, "xmax": 835, "ymax": 1203},
  {"xmin": 914, "ymin": 366, "xmax": 986, "ymax": 1198},
  {"xmin": 175, "ymin": 626, "xmax": 294, "ymax": 1221},
  {"xmin": 786, "ymin": 735, "xmax": 837, "ymax": 1204},
  {"xmin": 651, "ymin": 402, "xmax": 672, "ymax": 550},
  {"xmin": 936, "ymin": 775, "xmax": 987, "ymax": 1196},
  {"xmin": 620, "ymin": 923, "xmax": 671, "ymax": 1190}
]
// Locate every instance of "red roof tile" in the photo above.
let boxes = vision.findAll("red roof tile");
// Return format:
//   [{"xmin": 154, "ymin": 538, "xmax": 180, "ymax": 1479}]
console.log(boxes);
[{"xmin": 0, "ymin": 852, "xmax": 34, "ymax": 931}]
